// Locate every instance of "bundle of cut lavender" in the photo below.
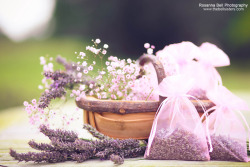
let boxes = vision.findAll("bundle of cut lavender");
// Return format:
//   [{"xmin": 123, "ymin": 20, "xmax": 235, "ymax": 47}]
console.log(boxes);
[{"xmin": 9, "ymin": 124, "xmax": 147, "ymax": 165}]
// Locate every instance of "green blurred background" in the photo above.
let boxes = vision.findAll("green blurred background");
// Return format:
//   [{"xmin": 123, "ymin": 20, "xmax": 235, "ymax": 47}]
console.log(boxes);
[{"xmin": 0, "ymin": 0, "xmax": 249, "ymax": 110}]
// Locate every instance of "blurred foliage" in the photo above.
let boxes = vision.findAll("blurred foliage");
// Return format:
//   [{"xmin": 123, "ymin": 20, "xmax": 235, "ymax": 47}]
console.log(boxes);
[
  {"xmin": 228, "ymin": 7, "xmax": 250, "ymax": 46},
  {"xmin": 53, "ymin": 0, "xmax": 250, "ymax": 62},
  {"xmin": 0, "ymin": 0, "xmax": 250, "ymax": 110},
  {"xmin": 0, "ymin": 37, "xmax": 86, "ymax": 110}
]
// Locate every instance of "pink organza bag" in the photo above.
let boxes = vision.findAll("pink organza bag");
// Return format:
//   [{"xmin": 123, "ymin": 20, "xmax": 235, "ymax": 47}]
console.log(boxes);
[
  {"xmin": 202, "ymin": 86, "xmax": 249, "ymax": 162},
  {"xmin": 182, "ymin": 42, "xmax": 229, "ymax": 94},
  {"xmin": 145, "ymin": 75, "xmax": 210, "ymax": 161},
  {"xmin": 156, "ymin": 41, "xmax": 202, "ymax": 76},
  {"xmin": 195, "ymin": 42, "xmax": 230, "ymax": 91},
  {"xmin": 155, "ymin": 42, "xmax": 230, "ymax": 99}
]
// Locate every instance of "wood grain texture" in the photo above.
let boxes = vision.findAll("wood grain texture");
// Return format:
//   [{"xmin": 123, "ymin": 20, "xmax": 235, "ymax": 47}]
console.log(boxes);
[
  {"xmin": 77, "ymin": 96, "xmax": 214, "ymax": 114},
  {"xmin": 76, "ymin": 96, "xmax": 159, "ymax": 114}
]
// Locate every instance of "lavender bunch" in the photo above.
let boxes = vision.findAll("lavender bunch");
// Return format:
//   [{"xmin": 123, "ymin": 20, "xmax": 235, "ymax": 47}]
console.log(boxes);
[{"xmin": 9, "ymin": 125, "xmax": 147, "ymax": 165}]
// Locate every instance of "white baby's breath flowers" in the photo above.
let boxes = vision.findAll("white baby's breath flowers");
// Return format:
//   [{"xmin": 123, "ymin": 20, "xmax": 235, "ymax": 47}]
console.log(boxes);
[
  {"xmin": 38, "ymin": 85, "xmax": 43, "ymax": 90},
  {"xmin": 144, "ymin": 43, "xmax": 150, "ymax": 49},
  {"xmin": 82, "ymin": 61, "xmax": 87, "ymax": 67},
  {"xmin": 147, "ymin": 48, "xmax": 153, "ymax": 55},
  {"xmin": 95, "ymin": 39, "xmax": 101, "ymax": 44},
  {"xmin": 80, "ymin": 52, "xmax": 86, "ymax": 57},
  {"xmin": 104, "ymin": 44, "xmax": 109, "ymax": 49}
]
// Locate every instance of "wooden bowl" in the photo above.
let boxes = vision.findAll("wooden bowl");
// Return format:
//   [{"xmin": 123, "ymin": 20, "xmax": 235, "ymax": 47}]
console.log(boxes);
[
  {"xmin": 84, "ymin": 110, "xmax": 155, "ymax": 139},
  {"xmin": 76, "ymin": 96, "xmax": 214, "ymax": 139}
]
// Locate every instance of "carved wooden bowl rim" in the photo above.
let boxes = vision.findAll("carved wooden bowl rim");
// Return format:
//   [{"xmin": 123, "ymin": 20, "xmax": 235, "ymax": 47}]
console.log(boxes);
[{"xmin": 76, "ymin": 96, "xmax": 214, "ymax": 114}]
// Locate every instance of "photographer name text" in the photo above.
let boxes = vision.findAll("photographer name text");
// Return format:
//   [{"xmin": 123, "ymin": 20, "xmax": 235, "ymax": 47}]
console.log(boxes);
[{"xmin": 199, "ymin": 3, "xmax": 248, "ymax": 11}]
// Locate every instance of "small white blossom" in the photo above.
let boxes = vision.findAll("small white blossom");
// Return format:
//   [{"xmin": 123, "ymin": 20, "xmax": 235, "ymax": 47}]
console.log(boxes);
[
  {"xmin": 144, "ymin": 43, "xmax": 150, "ymax": 49},
  {"xmin": 103, "ymin": 44, "xmax": 109, "ymax": 49},
  {"xmin": 127, "ymin": 58, "xmax": 132, "ymax": 64},
  {"xmin": 39, "ymin": 57, "xmax": 45, "ymax": 64},
  {"xmin": 79, "ymin": 85, "xmax": 86, "ymax": 91},
  {"xmin": 102, "ymin": 50, "xmax": 107, "ymax": 55},
  {"xmin": 95, "ymin": 39, "xmax": 101, "ymax": 44},
  {"xmin": 82, "ymin": 61, "xmax": 87, "ymax": 66},
  {"xmin": 79, "ymin": 52, "xmax": 86, "ymax": 57},
  {"xmin": 88, "ymin": 65, "xmax": 93, "ymax": 71},
  {"xmin": 38, "ymin": 85, "xmax": 43, "ymax": 90},
  {"xmin": 77, "ymin": 72, "xmax": 82, "ymax": 78},
  {"xmin": 100, "ymin": 71, "xmax": 106, "ymax": 75},
  {"xmin": 147, "ymin": 48, "xmax": 153, "ymax": 55}
]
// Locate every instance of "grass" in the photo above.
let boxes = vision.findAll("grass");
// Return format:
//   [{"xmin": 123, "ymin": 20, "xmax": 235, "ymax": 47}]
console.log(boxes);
[{"xmin": 0, "ymin": 37, "xmax": 250, "ymax": 110}]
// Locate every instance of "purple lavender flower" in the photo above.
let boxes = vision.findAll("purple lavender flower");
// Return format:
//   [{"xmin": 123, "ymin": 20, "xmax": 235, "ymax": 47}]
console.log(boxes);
[
  {"xmin": 28, "ymin": 140, "xmax": 56, "ymax": 152},
  {"xmin": 71, "ymin": 152, "xmax": 92, "ymax": 163},
  {"xmin": 9, "ymin": 149, "xmax": 68, "ymax": 163},
  {"xmin": 50, "ymin": 137, "xmax": 76, "ymax": 153},
  {"xmin": 83, "ymin": 124, "xmax": 110, "ymax": 140},
  {"xmin": 123, "ymin": 146, "xmax": 147, "ymax": 158},
  {"xmin": 56, "ymin": 56, "xmax": 73, "ymax": 71},
  {"xmin": 39, "ymin": 125, "xmax": 78, "ymax": 142},
  {"xmin": 38, "ymin": 70, "xmax": 95, "ymax": 109},
  {"xmin": 10, "ymin": 125, "xmax": 147, "ymax": 165},
  {"xmin": 95, "ymin": 148, "xmax": 116, "ymax": 160}
]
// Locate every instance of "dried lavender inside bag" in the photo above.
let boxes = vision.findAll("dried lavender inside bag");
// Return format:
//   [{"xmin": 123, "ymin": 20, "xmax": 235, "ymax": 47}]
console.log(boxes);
[
  {"xmin": 209, "ymin": 135, "xmax": 248, "ymax": 162},
  {"xmin": 187, "ymin": 88, "xmax": 208, "ymax": 100},
  {"xmin": 145, "ymin": 127, "xmax": 210, "ymax": 161}
]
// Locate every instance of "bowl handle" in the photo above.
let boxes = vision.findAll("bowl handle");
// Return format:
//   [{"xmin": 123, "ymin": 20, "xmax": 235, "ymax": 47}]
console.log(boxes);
[{"xmin": 138, "ymin": 54, "xmax": 166, "ymax": 104}]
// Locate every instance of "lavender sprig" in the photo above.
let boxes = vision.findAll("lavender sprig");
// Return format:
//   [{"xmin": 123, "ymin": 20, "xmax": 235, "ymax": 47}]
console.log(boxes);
[
  {"xmin": 38, "ymin": 71, "xmax": 75, "ymax": 109},
  {"xmin": 9, "ymin": 149, "xmax": 68, "ymax": 163},
  {"xmin": 50, "ymin": 137, "xmax": 77, "ymax": 153},
  {"xmin": 83, "ymin": 124, "xmax": 110, "ymax": 140},
  {"xmin": 38, "ymin": 70, "xmax": 95, "ymax": 109},
  {"xmin": 56, "ymin": 56, "xmax": 73, "ymax": 71},
  {"xmin": 40, "ymin": 125, "xmax": 78, "ymax": 142},
  {"xmin": 28, "ymin": 140, "xmax": 56, "ymax": 152}
]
